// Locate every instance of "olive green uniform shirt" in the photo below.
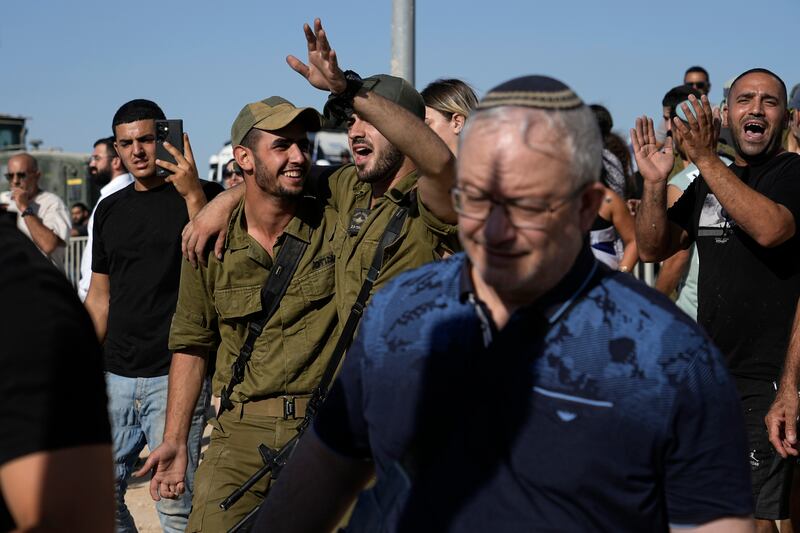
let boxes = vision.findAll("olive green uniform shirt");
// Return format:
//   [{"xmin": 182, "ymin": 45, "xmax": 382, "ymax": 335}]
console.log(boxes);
[
  {"xmin": 321, "ymin": 164, "xmax": 459, "ymax": 321},
  {"xmin": 169, "ymin": 197, "xmax": 338, "ymax": 403}
]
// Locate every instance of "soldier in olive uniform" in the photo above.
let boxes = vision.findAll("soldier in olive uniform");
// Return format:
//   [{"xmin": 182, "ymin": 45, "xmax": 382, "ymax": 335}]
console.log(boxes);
[
  {"xmin": 183, "ymin": 18, "xmax": 460, "ymax": 319},
  {"xmin": 135, "ymin": 98, "xmax": 340, "ymax": 531}
]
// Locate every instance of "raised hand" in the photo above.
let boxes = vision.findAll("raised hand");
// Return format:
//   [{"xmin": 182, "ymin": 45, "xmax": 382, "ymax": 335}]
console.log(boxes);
[
  {"xmin": 157, "ymin": 133, "xmax": 202, "ymax": 199},
  {"xmin": 286, "ymin": 18, "xmax": 347, "ymax": 94},
  {"xmin": 672, "ymin": 94, "xmax": 719, "ymax": 164},
  {"xmin": 630, "ymin": 116, "xmax": 674, "ymax": 183}
]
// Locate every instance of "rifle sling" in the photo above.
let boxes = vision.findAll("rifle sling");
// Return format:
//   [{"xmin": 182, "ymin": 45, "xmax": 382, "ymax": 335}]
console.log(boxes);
[
  {"xmin": 218, "ymin": 234, "xmax": 308, "ymax": 415},
  {"xmin": 314, "ymin": 204, "xmax": 409, "ymax": 401}
]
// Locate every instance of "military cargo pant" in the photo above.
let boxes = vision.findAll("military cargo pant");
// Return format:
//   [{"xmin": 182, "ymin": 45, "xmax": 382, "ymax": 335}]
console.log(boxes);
[{"xmin": 187, "ymin": 402, "xmax": 302, "ymax": 532}]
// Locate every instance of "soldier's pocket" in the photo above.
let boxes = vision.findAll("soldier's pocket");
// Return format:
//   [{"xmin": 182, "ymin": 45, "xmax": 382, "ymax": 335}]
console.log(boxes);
[
  {"xmin": 213, "ymin": 284, "xmax": 262, "ymax": 320},
  {"xmin": 297, "ymin": 261, "xmax": 336, "ymax": 305}
]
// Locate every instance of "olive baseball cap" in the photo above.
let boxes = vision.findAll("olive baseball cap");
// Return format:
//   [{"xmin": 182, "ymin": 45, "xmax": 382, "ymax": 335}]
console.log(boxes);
[
  {"xmin": 231, "ymin": 96, "xmax": 322, "ymax": 146},
  {"xmin": 323, "ymin": 74, "xmax": 425, "ymax": 127}
]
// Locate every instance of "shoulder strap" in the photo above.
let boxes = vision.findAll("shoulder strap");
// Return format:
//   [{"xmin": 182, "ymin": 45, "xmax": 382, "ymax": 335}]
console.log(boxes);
[
  {"xmin": 219, "ymin": 234, "xmax": 309, "ymax": 414},
  {"xmin": 300, "ymin": 204, "xmax": 409, "ymax": 429}
]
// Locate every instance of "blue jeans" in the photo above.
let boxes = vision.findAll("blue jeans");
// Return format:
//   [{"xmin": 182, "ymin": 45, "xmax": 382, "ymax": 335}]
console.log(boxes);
[{"xmin": 106, "ymin": 372, "xmax": 209, "ymax": 533}]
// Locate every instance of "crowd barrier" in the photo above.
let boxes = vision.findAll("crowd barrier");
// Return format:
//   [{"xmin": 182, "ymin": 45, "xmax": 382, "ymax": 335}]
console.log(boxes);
[{"xmin": 65, "ymin": 236, "xmax": 87, "ymax": 289}]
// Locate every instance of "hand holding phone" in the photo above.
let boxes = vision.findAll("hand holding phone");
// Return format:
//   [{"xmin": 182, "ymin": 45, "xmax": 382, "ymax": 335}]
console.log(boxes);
[{"xmin": 155, "ymin": 119, "xmax": 184, "ymax": 178}]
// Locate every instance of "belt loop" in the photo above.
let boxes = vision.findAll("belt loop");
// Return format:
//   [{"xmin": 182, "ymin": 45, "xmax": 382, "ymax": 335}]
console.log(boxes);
[{"xmin": 283, "ymin": 396, "xmax": 296, "ymax": 420}]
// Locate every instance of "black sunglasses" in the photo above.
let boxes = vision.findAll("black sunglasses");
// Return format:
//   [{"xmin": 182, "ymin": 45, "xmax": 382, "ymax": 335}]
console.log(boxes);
[
  {"xmin": 4, "ymin": 172, "xmax": 27, "ymax": 181},
  {"xmin": 686, "ymin": 81, "xmax": 708, "ymax": 90}
]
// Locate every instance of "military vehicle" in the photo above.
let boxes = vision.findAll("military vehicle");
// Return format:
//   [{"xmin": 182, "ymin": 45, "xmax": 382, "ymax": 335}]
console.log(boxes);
[{"xmin": 0, "ymin": 113, "xmax": 96, "ymax": 209}]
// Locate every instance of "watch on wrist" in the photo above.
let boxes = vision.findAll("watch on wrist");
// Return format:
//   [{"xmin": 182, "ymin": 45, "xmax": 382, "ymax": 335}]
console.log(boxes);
[
  {"xmin": 21, "ymin": 207, "xmax": 35, "ymax": 218},
  {"xmin": 324, "ymin": 70, "xmax": 364, "ymax": 126}
]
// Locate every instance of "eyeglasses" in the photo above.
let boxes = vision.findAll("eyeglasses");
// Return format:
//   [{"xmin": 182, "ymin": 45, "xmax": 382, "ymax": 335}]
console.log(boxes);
[
  {"xmin": 4, "ymin": 172, "xmax": 28, "ymax": 181},
  {"xmin": 686, "ymin": 81, "xmax": 708, "ymax": 90},
  {"xmin": 451, "ymin": 184, "xmax": 582, "ymax": 229},
  {"xmin": 223, "ymin": 169, "xmax": 242, "ymax": 178}
]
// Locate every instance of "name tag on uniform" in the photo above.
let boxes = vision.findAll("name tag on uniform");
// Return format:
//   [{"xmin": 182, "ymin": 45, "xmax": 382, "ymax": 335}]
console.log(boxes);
[{"xmin": 347, "ymin": 208, "xmax": 371, "ymax": 236}]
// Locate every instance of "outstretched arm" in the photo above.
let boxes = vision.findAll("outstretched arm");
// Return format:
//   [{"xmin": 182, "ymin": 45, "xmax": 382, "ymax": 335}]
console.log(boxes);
[
  {"xmin": 631, "ymin": 116, "xmax": 690, "ymax": 262},
  {"xmin": 287, "ymin": 18, "xmax": 457, "ymax": 223},
  {"xmin": 181, "ymin": 184, "xmax": 243, "ymax": 267},
  {"xmin": 675, "ymin": 95, "xmax": 795, "ymax": 247}
]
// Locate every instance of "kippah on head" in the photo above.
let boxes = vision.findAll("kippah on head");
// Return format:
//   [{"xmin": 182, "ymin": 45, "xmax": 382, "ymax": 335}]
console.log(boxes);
[
  {"xmin": 477, "ymin": 75, "xmax": 584, "ymax": 111},
  {"xmin": 112, "ymin": 99, "xmax": 165, "ymax": 135}
]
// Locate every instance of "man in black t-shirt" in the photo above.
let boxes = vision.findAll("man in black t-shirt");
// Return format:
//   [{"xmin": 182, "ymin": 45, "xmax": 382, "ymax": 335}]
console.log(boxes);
[
  {"xmin": 84, "ymin": 99, "xmax": 222, "ymax": 532},
  {"xmin": 0, "ymin": 221, "xmax": 113, "ymax": 532},
  {"xmin": 635, "ymin": 68, "xmax": 800, "ymax": 526}
]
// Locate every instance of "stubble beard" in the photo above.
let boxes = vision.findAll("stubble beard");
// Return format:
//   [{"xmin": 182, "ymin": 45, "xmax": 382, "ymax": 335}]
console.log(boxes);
[
  {"xmin": 254, "ymin": 157, "xmax": 305, "ymax": 199},
  {"xmin": 356, "ymin": 143, "xmax": 404, "ymax": 184}
]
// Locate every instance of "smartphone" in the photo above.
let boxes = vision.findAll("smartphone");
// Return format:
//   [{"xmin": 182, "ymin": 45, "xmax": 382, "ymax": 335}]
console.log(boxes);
[{"xmin": 155, "ymin": 119, "xmax": 184, "ymax": 177}]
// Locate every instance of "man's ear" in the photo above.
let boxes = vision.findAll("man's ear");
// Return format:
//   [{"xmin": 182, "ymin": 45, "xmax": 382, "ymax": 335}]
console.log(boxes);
[
  {"xmin": 452, "ymin": 113, "xmax": 466, "ymax": 135},
  {"xmin": 578, "ymin": 182, "xmax": 606, "ymax": 233},
  {"xmin": 234, "ymin": 146, "xmax": 253, "ymax": 172},
  {"xmin": 112, "ymin": 156, "xmax": 125, "ymax": 173}
]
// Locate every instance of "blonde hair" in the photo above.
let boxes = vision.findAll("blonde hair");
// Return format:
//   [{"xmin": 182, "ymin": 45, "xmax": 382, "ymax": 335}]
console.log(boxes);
[{"xmin": 421, "ymin": 78, "xmax": 478, "ymax": 119}]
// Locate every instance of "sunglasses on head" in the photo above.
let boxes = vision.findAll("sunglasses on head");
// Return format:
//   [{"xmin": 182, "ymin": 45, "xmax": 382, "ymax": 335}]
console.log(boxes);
[{"xmin": 4, "ymin": 172, "xmax": 27, "ymax": 181}]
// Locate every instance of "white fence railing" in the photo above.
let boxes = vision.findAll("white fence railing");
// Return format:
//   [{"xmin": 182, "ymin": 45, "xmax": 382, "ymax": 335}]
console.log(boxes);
[{"xmin": 65, "ymin": 236, "xmax": 87, "ymax": 289}]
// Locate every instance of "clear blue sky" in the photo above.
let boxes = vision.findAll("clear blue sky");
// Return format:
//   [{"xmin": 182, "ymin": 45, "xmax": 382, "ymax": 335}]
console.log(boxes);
[{"xmin": 1, "ymin": 0, "xmax": 797, "ymax": 171}]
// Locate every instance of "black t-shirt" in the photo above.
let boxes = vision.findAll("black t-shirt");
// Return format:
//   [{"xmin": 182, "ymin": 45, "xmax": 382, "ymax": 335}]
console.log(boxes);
[
  {"xmin": 92, "ymin": 180, "xmax": 221, "ymax": 377},
  {"xmin": 668, "ymin": 152, "xmax": 800, "ymax": 381},
  {"xmin": 0, "ymin": 221, "xmax": 111, "ymax": 532}
]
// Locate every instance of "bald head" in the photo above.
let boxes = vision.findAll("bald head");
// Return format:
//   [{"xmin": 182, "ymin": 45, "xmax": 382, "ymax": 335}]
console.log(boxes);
[
  {"xmin": 8, "ymin": 153, "xmax": 39, "ymax": 172},
  {"xmin": 6, "ymin": 153, "xmax": 41, "ymax": 195}
]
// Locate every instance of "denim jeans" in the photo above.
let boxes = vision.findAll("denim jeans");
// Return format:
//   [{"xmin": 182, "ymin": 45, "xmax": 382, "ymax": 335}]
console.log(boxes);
[{"xmin": 106, "ymin": 372, "xmax": 209, "ymax": 533}]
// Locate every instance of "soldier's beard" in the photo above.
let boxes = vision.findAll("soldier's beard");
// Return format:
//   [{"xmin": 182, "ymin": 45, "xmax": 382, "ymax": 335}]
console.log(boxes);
[{"xmin": 356, "ymin": 144, "xmax": 404, "ymax": 184}]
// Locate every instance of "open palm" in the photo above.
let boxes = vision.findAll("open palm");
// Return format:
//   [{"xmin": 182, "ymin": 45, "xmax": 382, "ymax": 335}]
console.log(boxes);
[
  {"xmin": 286, "ymin": 18, "xmax": 347, "ymax": 94},
  {"xmin": 630, "ymin": 116, "xmax": 674, "ymax": 183}
]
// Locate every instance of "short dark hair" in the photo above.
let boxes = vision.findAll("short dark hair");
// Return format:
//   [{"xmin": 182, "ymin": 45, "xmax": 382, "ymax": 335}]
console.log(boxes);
[
  {"xmin": 662, "ymin": 85, "xmax": 702, "ymax": 118},
  {"xmin": 729, "ymin": 68, "xmax": 788, "ymax": 106},
  {"xmin": 71, "ymin": 202, "xmax": 89, "ymax": 212},
  {"xmin": 240, "ymin": 128, "xmax": 262, "ymax": 152},
  {"xmin": 589, "ymin": 104, "xmax": 614, "ymax": 137},
  {"xmin": 111, "ymin": 99, "xmax": 165, "ymax": 137},
  {"xmin": 684, "ymin": 66, "xmax": 709, "ymax": 80},
  {"xmin": 93, "ymin": 136, "xmax": 118, "ymax": 158}
]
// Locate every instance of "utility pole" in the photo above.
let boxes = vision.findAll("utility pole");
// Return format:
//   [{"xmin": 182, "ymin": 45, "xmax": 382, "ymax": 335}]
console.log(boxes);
[{"xmin": 391, "ymin": 0, "xmax": 415, "ymax": 86}]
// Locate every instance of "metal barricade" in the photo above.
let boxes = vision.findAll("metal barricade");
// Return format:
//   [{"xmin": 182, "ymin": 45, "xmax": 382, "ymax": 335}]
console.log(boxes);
[{"xmin": 65, "ymin": 236, "xmax": 87, "ymax": 289}]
